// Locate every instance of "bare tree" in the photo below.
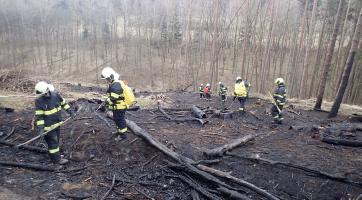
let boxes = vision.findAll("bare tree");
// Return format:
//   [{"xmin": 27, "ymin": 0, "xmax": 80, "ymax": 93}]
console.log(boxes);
[
  {"xmin": 329, "ymin": 7, "xmax": 362, "ymax": 117},
  {"xmin": 314, "ymin": 0, "xmax": 345, "ymax": 110}
]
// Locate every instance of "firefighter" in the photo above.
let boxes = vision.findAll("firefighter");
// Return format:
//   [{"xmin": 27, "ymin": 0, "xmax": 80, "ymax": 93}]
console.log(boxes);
[
  {"xmin": 204, "ymin": 83, "xmax": 211, "ymax": 101},
  {"xmin": 101, "ymin": 67, "xmax": 128, "ymax": 141},
  {"xmin": 271, "ymin": 78, "xmax": 286, "ymax": 124},
  {"xmin": 198, "ymin": 84, "xmax": 204, "ymax": 99},
  {"xmin": 34, "ymin": 81, "xmax": 75, "ymax": 164},
  {"xmin": 233, "ymin": 77, "xmax": 247, "ymax": 112},
  {"xmin": 218, "ymin": 82, "xmax": 227, "ymax": 110}
]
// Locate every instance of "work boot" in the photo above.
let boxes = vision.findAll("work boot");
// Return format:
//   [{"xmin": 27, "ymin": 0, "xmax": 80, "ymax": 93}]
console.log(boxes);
[
  {"xmin": 58, "ymin": 158, "xmax": 69, "ymax": 165},
  {"xmin": 115, "ymin": 134, "xmax": 127, "ymax": 141}
]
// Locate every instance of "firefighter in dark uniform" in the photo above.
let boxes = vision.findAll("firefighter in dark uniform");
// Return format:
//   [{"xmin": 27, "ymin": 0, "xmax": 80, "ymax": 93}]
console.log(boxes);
[
  {"xmin": 198, "ymin": 84, "xmax": 204, "ymax": 99},
  {"xmin": 271, "ymin": 78, "xmax": 286, "ymax": 124},
  {"xmin": 101, "ymin": 67, "xmax": 128, "ymax": 141},
  {"xmin": 34, "ymin": 81, "xmax": 75, "ymax": 164},
  {"xmin": 218, "ymin": 82, "xmax": 228, "ymax": 110}
]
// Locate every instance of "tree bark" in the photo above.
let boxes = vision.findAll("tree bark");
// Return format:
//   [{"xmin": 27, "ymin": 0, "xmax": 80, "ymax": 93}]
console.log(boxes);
[
  {"xmin": 329, "ymin": 7, "xmax": 362, "ymax": 117},
  {"xmin": 299, "ymin": 0, "xmax": 318, "ymax": 99},
  {"xmin": 314, "ymin": 0, "xmax": 345, "ymax": 110}
]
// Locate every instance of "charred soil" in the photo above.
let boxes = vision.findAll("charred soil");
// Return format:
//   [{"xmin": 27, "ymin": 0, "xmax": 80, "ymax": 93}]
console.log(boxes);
[{"xmin": 0, "ymin": 85, "xmax": 361, "ymax": 200}]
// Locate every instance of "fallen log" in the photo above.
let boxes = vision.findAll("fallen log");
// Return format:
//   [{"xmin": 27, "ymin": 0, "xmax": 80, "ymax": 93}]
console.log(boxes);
[
  {"xmin": 0, "ymin": 140, "xmax": 47, "ymax": 153},
  {"xmin": 197, "ymin": 164, "xmax": 280, "ymax": 200},
  {"xmin": 0, "ymin": 161, "xmax": 55, "ymax": 171},
  {"xmin": 191, "ymin": 106, "xmax": 206, "ymax": 119},
  {"xmin": 158, "ymin": 106, "xmax": 173, "ymax": 120},
  {"xmin": 227, "ymin": 153, "xmax": 362, "ymax": 187},
  {"xmin": 217, "ymin": 186, "xmax": 252, "ymax": 200},
  {"xmin": 169, "ymin": 117, "xmax": 208, "ymax": 126},
  {"xmin": 321, "ymin": 136, "xmax": 362, "ymax": 147},
  {"xmin": 126, "ymin": 120, "xmax": 276, "ymax": 199},
  {"xmin": 203, "ymin": 135, "xmax": 255, "ymax": 158}
]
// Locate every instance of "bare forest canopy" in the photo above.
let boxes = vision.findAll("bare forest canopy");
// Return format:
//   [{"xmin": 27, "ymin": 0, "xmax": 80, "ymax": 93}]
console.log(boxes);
[{"xmin": 0, "ymin": 0, "xmax": 361, "ymax": 105}]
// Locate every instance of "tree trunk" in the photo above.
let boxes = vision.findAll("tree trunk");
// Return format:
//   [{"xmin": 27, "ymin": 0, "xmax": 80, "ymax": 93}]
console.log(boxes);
[
  {"xmin": 299, "ymin": 0, "xmax": 318, "ymax": 99},
  {"xmin": 329, "ymin": 7, "xmax": 362, "ymax": 117},
  {"xmin": 314, "ymin": 0, "xmax": 345, "ymax": 110}
]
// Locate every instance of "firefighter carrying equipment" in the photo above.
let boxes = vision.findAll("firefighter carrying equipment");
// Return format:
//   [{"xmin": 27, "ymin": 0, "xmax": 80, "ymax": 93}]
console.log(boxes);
[
  {"xmin": 273, "ymin": 83, "xmax": 286, "ymax": 106},
  {"xmin": 35, "ymin": 91, "xmax": 74, "ymax": 132},
  {"xmin": 35, "ymin": 91, "xmax": 74, "ymax": 163},
  {"xmin": 234, "ymin": 81, "xmax": 247, "ymax": 97},
  {"xmin": 106, "ymin": 80, "xmax": 136, "ymax": 110}
]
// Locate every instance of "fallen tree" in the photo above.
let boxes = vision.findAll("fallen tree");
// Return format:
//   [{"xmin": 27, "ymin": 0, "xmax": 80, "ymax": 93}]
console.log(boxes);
[
  {"xmin": 0, "ymin": 140, "xmax": 47, "ymax": 153},
  {"xmin": 191, "ymin": 106, "xmax": 206, "ymax": 119},
  {"xmin": 0, "ymin": 161, "xmax": 56, "ymax": 171},
  {"xmin": 203, "ymin": 135, "xmax": 255, "ymax": 158},
  {"xmin": 126, "ymin": 119, "xmax": 280, "ymax": 200},
  {"xmin": 321, "ymin": 136, "xmax": 362, "ymax": 147}
]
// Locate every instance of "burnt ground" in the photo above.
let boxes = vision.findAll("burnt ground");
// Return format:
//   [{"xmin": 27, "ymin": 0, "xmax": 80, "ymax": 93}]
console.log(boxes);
[{"xmin": 0, "ymin": 86, "xmax": 361, "ymax": 200}]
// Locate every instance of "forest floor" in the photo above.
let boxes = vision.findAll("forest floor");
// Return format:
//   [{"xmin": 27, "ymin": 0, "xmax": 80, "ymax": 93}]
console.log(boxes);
[{"xmin": 0, "ymin": 82, "xmax": 362, "ymax": 200}]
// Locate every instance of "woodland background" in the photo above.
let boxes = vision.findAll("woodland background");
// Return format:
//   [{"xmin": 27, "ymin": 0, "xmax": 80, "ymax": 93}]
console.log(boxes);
[{"xmin": 0, "ymin": 0, "xmax": 361, "ymax": 105}]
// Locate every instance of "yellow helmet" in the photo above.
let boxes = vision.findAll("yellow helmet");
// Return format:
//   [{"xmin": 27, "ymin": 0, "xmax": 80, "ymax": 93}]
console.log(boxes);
[{"xmin": 275, "ymin": 78, "xmax": 284, "ymax": 85}]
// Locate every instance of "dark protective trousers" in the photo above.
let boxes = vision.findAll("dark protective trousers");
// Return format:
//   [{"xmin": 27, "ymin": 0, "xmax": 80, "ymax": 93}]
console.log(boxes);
[
  {"xmin": 237, "ymin": 97, "xmax": 246, "ymax": 111},
  {"xmin": 113, "ymin": 109, "xmax": 127, "ymax": 134},
  {"xmin": 199, "ymin": 93, "xmax": 204, "ymax": 99},
  {"xmin": 44, "ymin": 128, "xmax": 60, "ymax": 162},
  {"xmin": 271, "ymin": 105, "xmax": 283, "ymax": 122}
]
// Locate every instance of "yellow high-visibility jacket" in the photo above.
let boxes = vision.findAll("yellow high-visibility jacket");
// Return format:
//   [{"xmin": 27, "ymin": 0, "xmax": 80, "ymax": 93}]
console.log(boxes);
[{"xmin": 234, "ymin": 81, "xmax": 247, "ymax": 97}]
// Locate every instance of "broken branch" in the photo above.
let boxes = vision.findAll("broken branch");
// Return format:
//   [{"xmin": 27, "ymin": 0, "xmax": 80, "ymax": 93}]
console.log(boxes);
[{"xmin": 203, "ymin": 135, "xmax": 255, "ymax": 158}]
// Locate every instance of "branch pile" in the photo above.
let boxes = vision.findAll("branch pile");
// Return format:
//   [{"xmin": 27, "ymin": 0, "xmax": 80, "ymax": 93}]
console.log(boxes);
[{"xmin": 126, "ymin": 119, "xmax": 280, "ymax": 200}]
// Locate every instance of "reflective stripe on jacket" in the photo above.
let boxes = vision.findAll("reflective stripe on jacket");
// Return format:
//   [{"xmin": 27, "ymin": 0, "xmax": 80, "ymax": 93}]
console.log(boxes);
[
  {"xmin": 274, "ymin": 84, "xmax": 286, "ymax": 105},
  {"xmin": 198, "ymin": 87, "xmax": 204, "ymax": 93},
  {"xmin": 107, "ymin": 80, "xmax": 127, "ymax": 110},
  {"xmin": 35, "ymin": 92, "xmax": 71, "ymax": 130},
  {"xmin": 219, "ymin": 86, "xmax": 227, "ymax": 96}
]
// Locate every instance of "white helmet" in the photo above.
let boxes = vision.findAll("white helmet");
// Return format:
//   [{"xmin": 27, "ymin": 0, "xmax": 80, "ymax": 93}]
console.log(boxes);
[
  {"xmin": 218, "ymin": 82, "xmax": 222, "ymax": 85},
  {"xmin": 35, "ymin": 81, "xmax": 49, "ymax": 95},
  {"xmin": 200, "ymin": 83, "xmax": 204, "ymax": 86},
  {"xmin": 206, "ymin": 83, "xmax": 210, "ymax": 87},
  {"xmin": 48, "ymin": 84, "xmax": 55, "ymax": 92},
  {"xmin": 236, "ymin": 76, "xmax": 242, "ymax": 81},
  {"xmin": 101, "ymin": 67, "xmax": 116, "ymax": 80}
]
